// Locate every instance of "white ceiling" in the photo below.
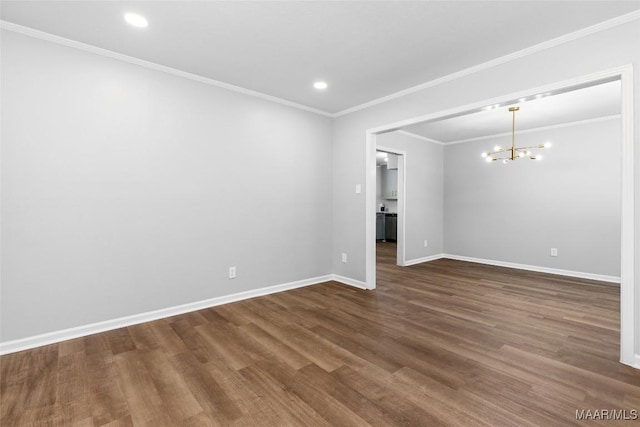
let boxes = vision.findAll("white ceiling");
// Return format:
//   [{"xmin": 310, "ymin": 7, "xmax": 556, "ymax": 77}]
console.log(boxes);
[
  {"xmin": 401, "ymin": 79, "xmax": 621, "ymax": 143},
  {"xmin": 1, "ymin": 1, "xmax": 639, "ymax": 114}
]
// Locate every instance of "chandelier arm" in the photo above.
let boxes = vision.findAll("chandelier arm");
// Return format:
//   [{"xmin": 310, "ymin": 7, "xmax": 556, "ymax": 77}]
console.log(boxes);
[
  {"xmin": 516, "ymin": 144, "xmax": 547, "ymax": 150},
  {"xmin": 487, "ymin": 149, "xmax": 511, "ymax": 156}
]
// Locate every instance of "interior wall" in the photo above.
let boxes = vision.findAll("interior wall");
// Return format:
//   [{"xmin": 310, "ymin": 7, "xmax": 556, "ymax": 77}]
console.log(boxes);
[
  {"xmin": 377, "ymin": 132, "xmax": 444, "ymax": 262},
  {"xmin": 444, "ymin": 118, "xmax": 621, "ymax": 277},
  {"xmin": 0, "ymin": 31, "xmax": 333, "ymax": 342},
  {"xmin": 332, "ymin": 20, "xmax": 639, "ymax": 353}
]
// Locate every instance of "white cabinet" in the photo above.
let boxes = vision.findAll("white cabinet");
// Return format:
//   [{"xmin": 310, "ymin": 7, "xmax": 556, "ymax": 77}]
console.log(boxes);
[
  {"xmin": 381, "ymin": 166, "xmax": 398, "ymax": 200},
  {"xmin": 387, "ymin": 153, "xmax": 398, "ymax": 170}
]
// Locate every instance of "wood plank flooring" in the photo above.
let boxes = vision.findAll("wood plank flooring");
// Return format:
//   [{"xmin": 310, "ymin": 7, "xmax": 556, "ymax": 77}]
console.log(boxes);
[{"xmin": 2, "ymin": 242, "xmax": 639, "ymax": 426}]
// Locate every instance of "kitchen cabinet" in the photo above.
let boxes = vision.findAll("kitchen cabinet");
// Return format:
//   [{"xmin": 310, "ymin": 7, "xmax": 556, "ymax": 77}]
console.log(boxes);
[
  {"xmin": 381, "ymin": 166, "xmax": 398, "ymax": 200},
  {"xmin": 385, "ymin": 213, "xmax": 397, "ymax": 242},
  {"xmin": 376, "ymin": 212, "xmax": 397, "ymax": 242},
  {"xmin": 387, "ymin": 153, "xmax": 398, "ymax": 170},
  {"xmin": 376, "ymin": 213, "xmax": 385, "ymax": 240}
]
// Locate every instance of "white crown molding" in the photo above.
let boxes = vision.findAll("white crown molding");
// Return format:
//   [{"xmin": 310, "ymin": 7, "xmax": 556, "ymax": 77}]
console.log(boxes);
[
  {"xmin": 445, "ymin": 114, "xmax": 621, "ymax": 145},
  {"xmin": 442, "ymin": 254, "xmax": 621, "ymax": 284},
  {"xmin": 334, "ymin": 10, "xmax": 640, "ymax": 118},
  {"xmin": 0, "ymin": 274, "xmax": 333, "ymax": 355},
  {"xmin": 0, "ymin": 20, "xmax": 334, "ymax": 118},
  {"xmin": 396, "ymin": 130, "xmax": 445, "ymax": 145},
  {"xmin": 3, "ymin": 9, "xmax": 639, "ymax": 120}
]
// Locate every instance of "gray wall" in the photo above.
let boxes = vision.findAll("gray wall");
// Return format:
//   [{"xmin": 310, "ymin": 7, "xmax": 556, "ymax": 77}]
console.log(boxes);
[
  {"xmin": 444, "ymin": 118, "xmax": 621, "ymax": 276},
  {"xmin": 332, "ymin": 21, "xmax": 639, "ymax": 353},
  {"xmin": 377, "ymin": 132, "xmax": 444, "ymax": 262},
  {"xmin": 1, "ymin": 19, "xmax": 638, "ymax": 356},
  {"xmin": 1, "ymin": 31, "xmax": 333, "ymax": 341}
]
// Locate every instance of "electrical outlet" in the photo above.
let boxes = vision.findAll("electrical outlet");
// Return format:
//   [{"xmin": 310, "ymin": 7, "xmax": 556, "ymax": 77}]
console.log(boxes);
[
  {"xmin": 424, "ymin": 240, "xmax": 428, "ymax": 247},
  {"xmin": 229, "ymin": 266, "xmax": 236, "ymax": 279},
  {"xmin": 341, "ymin": 253, "xmax": 347, "ymax": 263},
  {"xmin": 550, "ymin": 248, "xmax": 558, "ymax": 257}
]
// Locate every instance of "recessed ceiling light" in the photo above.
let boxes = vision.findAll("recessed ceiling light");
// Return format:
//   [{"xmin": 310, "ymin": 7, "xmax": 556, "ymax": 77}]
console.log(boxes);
[
  {"xmin": 124, "ymin": 13, "xmax": 148, "ymax": 28},
  {"xmin": 313, "ymin": 81, "xmax": 328, "ymax": 90}
]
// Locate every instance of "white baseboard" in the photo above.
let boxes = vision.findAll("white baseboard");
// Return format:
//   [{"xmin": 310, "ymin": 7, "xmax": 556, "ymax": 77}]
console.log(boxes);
[
  {"xmin": 624, "ymin": 354, "xmax": 640, "ymax": 369},
  {"xmin": 403, "ymin": 253, "xmax": 445, "ymax": 266},
  {"xmin": 331, "ymin": 274, "xmax": 368, "ymax": 290},
  {"xmin": 0, "ymin": 274, "xmax": 333, "ymax": 356},
  {"xmin": 442, "ymin": 254, "xmax": 621, "ymax": 283},
  {"xmin": 0, "ymin": 257, "xmax": 620, "ymax": 355}
]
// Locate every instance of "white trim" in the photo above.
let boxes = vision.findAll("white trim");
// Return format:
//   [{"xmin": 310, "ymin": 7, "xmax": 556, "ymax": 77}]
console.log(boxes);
[
  {"xmin": 367, "ymin": 67, "xmax": 633, "ymax": 135},
  {"xmin": 635, "ymin": 354, "xmax": 640, "ymax": 369},
  {"xmin": 396, "ymin": 130, "xmax": 445, "ymax": 145},
  {"xmin": 398, "ymin": 154, "xmax": 406, "ymax": 267},
  {"xmin": 442, "ymin": 254, "xmax": 621, "ymax": 284},
  {"xmin": 0, "ymin": 274, "xmax": 333, "ymax": 355},
  {"xmin": 366, "ymin": 133, "xmax": 378, "ymax": 290},
  {"xmin": 330, "ymin": 274, "xmax": 368, "ymax": 290},
  {"xmin": 377, "ymin": 145, "xmax": 407, "ymax": 267},
  {"xmin": 365, "ymin": 65, "xmax": 635, "ymax": 368},
  {"xmin": 403, "ymin": 254, "xmax": 445, "ymax": 267},
  {"xmin": 335, "ymin": 10, "xmax": 640, "ymax": 117},
  {"xmin": 0, "ymin": 21, "xmax": 333, "ymax": 118},
  {"xmin": 401, "ymin": 252, "xmax": 621, "ymax": 282},
  {"xmin": 618, "ymin": 65, "xmax": 635, "ymax": 368},
  {"xmin": 445, "ymin": 115, "xmax": 621, "ymax": 145},
  {"xmin": 3, "ymin": 9, "xmax": 639, "ymax": 120}
]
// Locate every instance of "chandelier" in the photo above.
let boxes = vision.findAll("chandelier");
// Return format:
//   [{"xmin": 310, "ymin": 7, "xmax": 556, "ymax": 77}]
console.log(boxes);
[{"xmin": 481, "ymin": 106, "xmax": 551, "ymax": 163}]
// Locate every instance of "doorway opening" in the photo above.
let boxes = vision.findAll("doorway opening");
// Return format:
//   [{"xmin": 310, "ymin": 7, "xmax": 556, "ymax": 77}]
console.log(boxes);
[
  {"xmin": 364, "ymin": 66, "xmax": 635, "ymax": 367},
  {"xmin": 375, "ymin": 149, "xmax": 405, "ymax": 267}
]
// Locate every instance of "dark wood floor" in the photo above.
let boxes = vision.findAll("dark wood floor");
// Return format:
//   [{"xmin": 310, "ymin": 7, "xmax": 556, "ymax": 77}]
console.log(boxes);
[{"xmin": 2, "ymin": 242, "xmax": 639, "ymax": 426}]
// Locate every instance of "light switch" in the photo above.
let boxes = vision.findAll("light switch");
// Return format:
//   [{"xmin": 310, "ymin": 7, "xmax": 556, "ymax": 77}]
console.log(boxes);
[{"xmin": 355, "ymin": 184, "xmax": 361, "ymax": 194}]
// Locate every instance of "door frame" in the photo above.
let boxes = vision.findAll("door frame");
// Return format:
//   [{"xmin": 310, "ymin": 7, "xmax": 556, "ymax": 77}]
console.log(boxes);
[
  {"xmin": 376, "ymin": 147, "xmax": 406, "ymax": 266},
  {"xmin": 364, "ymin": 65, "xmax": 635, "ymax": 367}
]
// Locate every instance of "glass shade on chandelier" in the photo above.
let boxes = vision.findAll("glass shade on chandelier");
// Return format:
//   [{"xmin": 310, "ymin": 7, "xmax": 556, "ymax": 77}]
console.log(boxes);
[{"xmin": 482, "ymin": 106, "xmax": 551, "ymax": 164}]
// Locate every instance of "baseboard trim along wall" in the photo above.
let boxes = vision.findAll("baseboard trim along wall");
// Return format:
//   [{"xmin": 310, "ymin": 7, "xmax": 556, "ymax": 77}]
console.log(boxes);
[
  {"xmin": 401, "ymin": 253, "xmax": 621, "ymax": 283},
  {"xmin": 0, "ymin": 260, "xmax": 615, "ymax": 355},
  {"xmin": 634, "ymin": 354, "xmax": 640, "ymax": 369},
  {"xmin": 403, "ymin": 254, "xmax": 445, "ymax": 266},
  {"xmin": 442, "ymin": 254, "xmax": 621, "ymax": 283},
  {"xmin": 331, "ymin": 274, "xmax": 369, "ymax": 290},
  {"xmin": 1, "ymin": 274, "xmax": 370, "ymax": 356}
]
